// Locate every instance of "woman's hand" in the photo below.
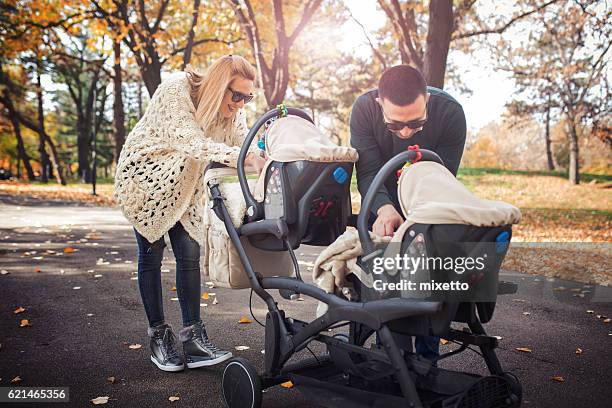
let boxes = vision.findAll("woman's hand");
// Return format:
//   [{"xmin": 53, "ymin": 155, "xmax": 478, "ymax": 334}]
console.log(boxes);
[{"xmin": 245, "ymin": 152, "xmax": 267, "ymax": 175}]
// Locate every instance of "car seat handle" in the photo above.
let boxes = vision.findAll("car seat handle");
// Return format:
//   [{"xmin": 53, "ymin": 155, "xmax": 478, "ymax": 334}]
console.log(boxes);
[
  {"xmin": 357, "ymin": 149, "xmax": 444, "ymax": 257},
  {"xmin": 237, "ymin": 107, "xmax": 314, "ymax": 222}
]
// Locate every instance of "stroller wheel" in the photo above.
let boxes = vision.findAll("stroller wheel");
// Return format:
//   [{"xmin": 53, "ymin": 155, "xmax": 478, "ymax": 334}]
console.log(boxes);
[{"xmin": 222, "ymin": 358, "xmax": 262, "ymax": 408}]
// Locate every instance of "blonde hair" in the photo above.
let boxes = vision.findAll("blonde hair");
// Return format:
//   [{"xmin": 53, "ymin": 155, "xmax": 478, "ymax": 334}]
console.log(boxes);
[{"xmin": 185, "ymin": 55, "xmax": 256, "ymax": 135}]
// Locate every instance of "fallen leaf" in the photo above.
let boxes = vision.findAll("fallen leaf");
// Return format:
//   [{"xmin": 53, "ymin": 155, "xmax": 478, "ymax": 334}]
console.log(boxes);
[
  {"xmin": 94, "ymin": 274, "xmax": 103, "ymax": 278},
  {"xmin": 128, "ymin": 343, "xmax": 142, "ymax": 349},
  {"xmin": 11, "ymin": 376, "xmax": 22, "ymax": 384},
  {"xmin": 212, "ymin": 298, "xmax": 219, "ymax": 305},
  {"xmin": 200, "ymin": 303, "xmax": 208, "ymax": 307},
  {"xmin": 440, "ymin": 339, "xmax": 449, "ymax": 345},
  {"xmin": 522, "ymin": 312, "xmax": 531, "ymax": 316},
  {"xmin": 106, "ymin": 376, "xmax": 116, "ymax": 384},
  {"xmin": 493, "ymin": 335, "xmax": 503, "ymax": 340},
  {"xmin": 551, "ymin": 376, "xmax": 565, "ymax": 383},
  {"xmin": 169, "ymin": 396, "xmax": 180, "ymax": 402},
  {"xmin": 34, "ymin": 267, "xmax": 41, "ymax": 273},
  {"xmin": 201, "ymin": 292, "xmax": 209, "ymax": 300},
  {"xmin": 73, "ymin": 286, "xmax": 81, "ymax": 290},
  {"xmin": 19, "ymin": 319, "xmax": 30, "ymax": 327},
  {"xmin": 170, "ymin": 286, "xmax": 177, "ymax": 292},
  {"xmin": 552, "ymin": 286, "xmax": 566, "ymax": 291},
  {"xmin": 235, "ymin": 345, "xmax": 250, "ymax": 351},
  {"xmin": 238, "ymin": 316, "xmax": 252, "ymax": 324},
  {"xmin": 575, "ymin": 348, "xmax": 583, "ymax": 355},
  {"xmin": 170, "ymin": 297, "xmax": 178, "ymax": 301},
  {"xmin": 91, "ymin": 396, "xmax": 109, "ymax": 405},
  {"xmin": 603, "ymin": 318, "xmax": 611, "ymax": 324},
  {"xmin": 281, "ymin": 381, "xmax": 294, "ymax": 388},
  {"xmin": 1, "ymin": 269, "xmax": 9, "ymax": 275},
  {"xmin": 515, "ymin": 347, "xmax": 532, "ymax": 353},
  {"xmin": 63, "ymin": 247, "xmax": 76, "ymax": 254},
  {"xmin": 13, "ymin": 306, "xmax": 26, "ymax": 314},
  {"xmin": 586, "ymin": 310, "xmax": 594, "ymax": 314}
]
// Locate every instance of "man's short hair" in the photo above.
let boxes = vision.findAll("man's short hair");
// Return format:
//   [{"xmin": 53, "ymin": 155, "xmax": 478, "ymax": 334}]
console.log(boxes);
[{"xmin": 378, "ymin": 65, "xmax": 427, "ymax": 106}]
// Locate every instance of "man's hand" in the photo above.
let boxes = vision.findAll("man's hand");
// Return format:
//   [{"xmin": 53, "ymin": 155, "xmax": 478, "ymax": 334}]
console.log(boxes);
[
  {"xmin": 245, "ymin": 152, "xmax": 267, "ymax": 175},
  {"xmin": 373, "ymin": 204, "xmax": 403, "ymax": 237}
]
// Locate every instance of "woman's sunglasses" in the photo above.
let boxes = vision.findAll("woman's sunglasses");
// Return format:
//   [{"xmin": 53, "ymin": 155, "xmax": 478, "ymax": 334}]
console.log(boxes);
[{"xmin": 227, "ymin": 87, "xmax": 254, "ymax": 104}]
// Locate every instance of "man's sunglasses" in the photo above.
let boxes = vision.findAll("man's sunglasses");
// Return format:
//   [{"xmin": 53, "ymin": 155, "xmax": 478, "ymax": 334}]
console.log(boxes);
[
  {"xmin": 227, "ymin": 87, "xmax": 254, "ymax": 104},
  {"xmin": 385, "ymin": 118, "xmax": 427, "ymax": 132}
]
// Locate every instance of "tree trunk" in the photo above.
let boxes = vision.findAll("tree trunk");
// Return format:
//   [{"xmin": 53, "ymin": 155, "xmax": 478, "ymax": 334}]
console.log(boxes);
[
  {"xmin": 113, "ymin": 40, "xmax": 126, "ymax": 163},
  {"xmin": 423, "ymin": 0, "xmax": 453, "ymax": 89},
  {"xmin": 567, "ymin": 119, "xmax": 580, "ymax": 185},
  {"xmin": 137, "ymin": 79, "xmax": 143, "ymax": 117},
  {"xmin": 8, "ymin": 106, "xmax": 36, "ymax": 181},
  {"xmin": 44, "ymin": 133, "xmax": 67, "ymax": 185},
  {"xmin": 545, "ymin": 103, "xmax": 555, "ymax": 171},
  {"xmin": 77, "ymin": 111, "xmax": 91, "ymax": 183},
  {"xmin": 182, "ymin": 0, "xmax": 201, "ymax": 70},
  {"xmin": 141, "ymin": 53, "xmax": 162, "ymax": 97},
  {"xmin": 36, "ymin": 63, "xmax": 50, "ymax": 183}
]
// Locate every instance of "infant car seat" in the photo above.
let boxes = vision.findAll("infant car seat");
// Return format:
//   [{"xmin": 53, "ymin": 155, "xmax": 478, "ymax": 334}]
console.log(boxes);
[{"xmin": 245, "ymin": 115, "xmax": 358, "ymax": 251}]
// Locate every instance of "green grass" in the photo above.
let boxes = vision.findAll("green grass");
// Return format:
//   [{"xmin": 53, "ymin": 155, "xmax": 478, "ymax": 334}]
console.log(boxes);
[{"xmin": 457, "ymin": 167, "xmax": 612, "ymax": 183}]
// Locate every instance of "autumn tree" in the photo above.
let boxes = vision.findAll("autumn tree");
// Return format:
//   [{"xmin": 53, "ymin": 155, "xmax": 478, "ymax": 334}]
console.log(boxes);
[
  {"xmin": 499, "ymin": 0, "xmax": 610, "ymax": 184},
  {"xmin": 229, "ymin": 0, "xmax": 323, "ymax": 108},
  {"xmin": 375, "ymin": 0, "xmax": 561, "ymax": 88},
  {"xmin": 0, "ymin": 0, "xmax": 90, "ymax": 185},
  {"xmin": 91, "ymin": 0, "xmax": 242, "ymax": 97}
]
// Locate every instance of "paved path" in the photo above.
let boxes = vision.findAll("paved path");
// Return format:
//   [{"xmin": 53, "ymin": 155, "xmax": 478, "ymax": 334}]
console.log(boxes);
[{"xmin": 1, "ymin": 196, "xmax": 611, "ymax": 407}]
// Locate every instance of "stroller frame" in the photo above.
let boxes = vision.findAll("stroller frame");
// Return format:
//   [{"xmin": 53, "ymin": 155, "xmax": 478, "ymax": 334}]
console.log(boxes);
[{"xmin": 211, "ymin": 107, "xmax": 521, "ymax": 408}]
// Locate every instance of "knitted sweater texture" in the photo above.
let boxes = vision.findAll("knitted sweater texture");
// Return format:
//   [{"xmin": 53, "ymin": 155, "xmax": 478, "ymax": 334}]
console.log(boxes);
[{"xmin": 114, "ymin": 72, "xmax": 248, "ymax": 246}]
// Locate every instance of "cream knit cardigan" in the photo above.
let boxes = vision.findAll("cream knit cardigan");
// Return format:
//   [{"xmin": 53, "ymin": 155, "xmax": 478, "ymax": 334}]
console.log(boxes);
[{"xmin": 114, "ymin": 72, "xmax": 249, "ymax": 246}]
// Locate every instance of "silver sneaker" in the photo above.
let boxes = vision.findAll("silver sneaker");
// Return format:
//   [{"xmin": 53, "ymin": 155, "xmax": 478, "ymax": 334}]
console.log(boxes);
[{"xmin": 179, "ymin": 321, "xmax": 232, "ymax": 368}]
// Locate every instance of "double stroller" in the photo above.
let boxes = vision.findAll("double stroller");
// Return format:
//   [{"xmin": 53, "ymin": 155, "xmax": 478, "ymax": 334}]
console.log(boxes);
[{"xmin": 207, "ymin": 107, "xmax": 523, "ymax": 408}]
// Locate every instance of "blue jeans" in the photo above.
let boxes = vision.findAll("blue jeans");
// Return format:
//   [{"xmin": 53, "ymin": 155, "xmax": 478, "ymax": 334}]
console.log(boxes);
[
  {"xmin": 415, "ymin": 335, "xmax": 440, "ymax": 364},
  {"xmin": 134, "ymin": 222, "xmax": 201, "ymax": 328},
  {"xmin": 377, "ymin": 332, "xmax": 440, "ymax": 365}
]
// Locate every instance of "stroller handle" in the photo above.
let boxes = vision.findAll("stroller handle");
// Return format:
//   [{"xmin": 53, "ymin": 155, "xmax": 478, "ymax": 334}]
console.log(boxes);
[
  {"xmin": 357, "ymin": 149, "xmax": 444, "ymax": 258},
  {"xmin": 237, "ymin": 106, "xmax": 314, "ymax": 222}
]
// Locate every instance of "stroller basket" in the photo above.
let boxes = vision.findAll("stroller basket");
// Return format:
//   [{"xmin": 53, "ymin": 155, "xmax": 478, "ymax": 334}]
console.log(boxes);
[{"xmin": 288, "ymin": 356, "xmax": 518, "ymax": 408}]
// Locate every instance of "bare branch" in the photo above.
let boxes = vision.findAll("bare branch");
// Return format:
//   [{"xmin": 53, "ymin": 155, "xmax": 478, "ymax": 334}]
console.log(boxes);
[
  {"xmin": 287, "ymin": 0, "xmax": 323, "ymax": 45},
  {"xmin": 454, "ymin": 0, "xmax": 560, "ymax": 40},
  {"xmin": 345, "ymin": 6, "xmax": 387, "ymax": 69},
  {"xmin": 151, "ymin": 0, "xmax": 170, "ymax": 33}
]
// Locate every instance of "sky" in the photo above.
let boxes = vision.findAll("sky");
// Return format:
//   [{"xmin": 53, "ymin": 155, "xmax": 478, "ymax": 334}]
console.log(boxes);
[{"xmin": 341, "ymin": 0, "xmax": 518, "ymax": 132}]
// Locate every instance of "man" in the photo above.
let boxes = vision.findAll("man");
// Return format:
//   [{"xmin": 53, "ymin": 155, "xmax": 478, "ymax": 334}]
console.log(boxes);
[{"xmin": 350, "ymin": 64, "xmax": 466, "ymax": 362}]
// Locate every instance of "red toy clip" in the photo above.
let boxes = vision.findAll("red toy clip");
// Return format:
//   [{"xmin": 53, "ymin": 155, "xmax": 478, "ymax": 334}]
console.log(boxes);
[
  {"xmin": 407, "ymin": 144, "xmax": 422, "ymax": 163},
  {"xmin": 397, "ymin": 145, "xmax": 422, "ymax": 180}
]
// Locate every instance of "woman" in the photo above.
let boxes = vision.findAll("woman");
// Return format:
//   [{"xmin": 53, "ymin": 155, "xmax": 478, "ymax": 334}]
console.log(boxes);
[{"xmin": 114, "ymin": 55, "xmax": 265, "ymax": 372}]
